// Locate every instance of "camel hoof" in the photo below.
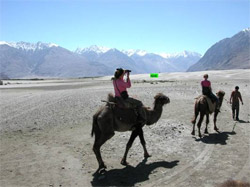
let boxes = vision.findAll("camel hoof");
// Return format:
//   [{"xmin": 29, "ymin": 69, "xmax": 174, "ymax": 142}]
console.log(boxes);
[
  {"xmin": 214, "ymin": 127, "xmax": 220, "ymax": 133},
  {"xmin": 98, "ymin": 163, "xmax": 106, "ymax": 170},
  {"xmin": 144, "ymin": 153, "xmax": 151, "ymax": 158},
  {"xmin": 94, "ymin": 164, "xmax": 107, "ymax": 176},
  {"xmin": 98, "ymin": 168, "xmax": 106, "ymax": 175},
  {"xmin": 121, "ymin": 158, "xmax": 129, "ymax": 166},
  {"xmin": 191, "ymin": 131, "xmax": 195, "ymax": 136}
]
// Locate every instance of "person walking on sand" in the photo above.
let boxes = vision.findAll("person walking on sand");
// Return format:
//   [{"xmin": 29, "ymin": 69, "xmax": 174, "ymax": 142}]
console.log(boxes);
[
  {"xmin": 230, "ymin": 86, "xmax": 243, "ymax": 121},
  {"xmin": 201, "ymin": 74, "xmax": 220, "ymax": 111}
]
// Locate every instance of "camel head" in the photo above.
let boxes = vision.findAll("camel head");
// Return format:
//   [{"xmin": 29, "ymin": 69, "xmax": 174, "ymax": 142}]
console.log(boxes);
[
  {"xmin": 154, "ymin": 93, "xmax": 170, "ymax": 106},
  {"xmin": 216, "ymin": 90, "xmax": 225, "ymax": 99},
  {"xmin": 216, "ymin": 90, "xmax": 225, "ymax": 108}
]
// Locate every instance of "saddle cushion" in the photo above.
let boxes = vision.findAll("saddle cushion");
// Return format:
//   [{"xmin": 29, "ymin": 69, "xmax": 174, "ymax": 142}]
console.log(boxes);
[
  {"xmin": 107, "ymin": 93, "xmax": 142, "ymax": 123},
  {"xmin": 197, "ymin": 95, "xmax": 216, "ymax": 114}
]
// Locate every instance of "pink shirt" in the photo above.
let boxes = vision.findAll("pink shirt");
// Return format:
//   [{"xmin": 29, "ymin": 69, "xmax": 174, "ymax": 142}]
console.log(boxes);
[
  {"xmin": 201, "ymin": 80, "xmax": 211, "ymax": 87},
  {"xmin": 113, "ymin": 78, "xmax": 131, "ymax": 97}
]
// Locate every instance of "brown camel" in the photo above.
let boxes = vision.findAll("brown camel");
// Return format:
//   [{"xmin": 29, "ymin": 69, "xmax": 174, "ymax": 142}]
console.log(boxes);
[
  {"xmin": 91, "ymin": 93, "xmax": 170, "ymax": 172},
  {"xmin": 191, "ymin": 90, "xmax": 225, "ymax": 137}
]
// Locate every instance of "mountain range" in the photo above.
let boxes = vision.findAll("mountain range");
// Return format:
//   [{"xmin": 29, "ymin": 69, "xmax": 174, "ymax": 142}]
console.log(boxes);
[
  {"xmin": 1, "ymin": 28, "xmax": 249, "ymax": 79},
  {"xmin": 188, "ymin": 28, "xmax": 250, "ymax": 71},
  {"xmin": 0, "ymin": 42, "xmax": 201, "ymax": 79}
]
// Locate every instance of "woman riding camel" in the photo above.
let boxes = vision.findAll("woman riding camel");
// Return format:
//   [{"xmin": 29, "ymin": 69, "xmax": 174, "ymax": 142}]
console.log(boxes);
[
  {"xmin": 201, "ymin": 74, "xmax": 220, "ymax": 111},
  {"xmin": 112, "ymin": 68, "xmax": 145, "ymax": 123}
]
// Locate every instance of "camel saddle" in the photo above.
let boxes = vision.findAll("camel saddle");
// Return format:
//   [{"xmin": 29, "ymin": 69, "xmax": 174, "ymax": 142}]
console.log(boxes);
[
  {"xmin": 197, "ymin": 95, "xmax": 216, "ymax": 114},
  {"xmin": 105, "ymin": 94, "xmax": 139, "ymax": 124}
]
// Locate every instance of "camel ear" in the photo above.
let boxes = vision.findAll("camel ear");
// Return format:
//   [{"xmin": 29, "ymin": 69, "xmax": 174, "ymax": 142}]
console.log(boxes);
[
  {"xmin": 154, "ymin": 93, "xmax": 162, "ymax": 100},
  {"xmin": 154, "ymin": 93, "xmax": 166, "ymax": 100},
  {"xmin": 154, "ymin": 94, "xmax": 160, "ymax": 100}
]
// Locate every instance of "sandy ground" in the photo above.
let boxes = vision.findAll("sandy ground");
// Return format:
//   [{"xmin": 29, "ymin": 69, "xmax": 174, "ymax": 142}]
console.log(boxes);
[{"xmin": 0, "ymin": 69, "xmax": 250, "ymax": 187}]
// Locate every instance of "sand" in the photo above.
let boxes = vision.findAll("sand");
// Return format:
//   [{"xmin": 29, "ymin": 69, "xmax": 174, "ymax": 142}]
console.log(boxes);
[{"xmin": 0, "ymin": 69, "xmax": 250, "ymax": 187}]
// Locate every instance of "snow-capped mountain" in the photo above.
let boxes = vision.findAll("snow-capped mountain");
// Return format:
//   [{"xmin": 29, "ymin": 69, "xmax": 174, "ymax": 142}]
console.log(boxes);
[
  {"xmin": 0, "ymin": 41, "xmax": 58, "ymax": 51},
  {"xmin": 77, "ymin": 46, "xmax": 201, "ymax": 73},
  {"xmin": 157, "ymin": 50, "xmax": 201, "ymax": 59},
  {"xmin": 188, "ymin": 28, "xmax": 250, "ymax": 71},
  {"xmin": 75, "ymin": 45, "xmax": 110, "ymax": 54},
  {"xmin": 121, "ymin": 49, "xmax": 148, "ymax": 57},
  {"xmin": 0, "ymin": 41, "xmax": 201, "ymax": 78},
  {"xmin": 0, "ymin": 42, "xmax": 111, "ymax": 78},
  {"xmin": 2, "ymin": 28, "xmax": 249, "ymax": 79},
  {"xmin": 162, "ymin": 51, "xmax": 202, "ymax": 71},
  {"xmin": 75, "ymin": 45, "xmax": 112, "ymax": 62}
]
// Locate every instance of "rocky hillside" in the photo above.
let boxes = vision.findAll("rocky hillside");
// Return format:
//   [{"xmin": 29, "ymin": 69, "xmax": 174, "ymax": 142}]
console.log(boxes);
[{"xmin": 187, "ymin": 28, "xmax": 250, "ymax": 71}]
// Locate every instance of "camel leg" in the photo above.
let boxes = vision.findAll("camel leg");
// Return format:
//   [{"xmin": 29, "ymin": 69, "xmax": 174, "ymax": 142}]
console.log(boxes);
[
  {"xmin": 204, "ymin": 113, "xmax": 209, "ymax": 134},
  {"xmin": 138, "ymin": 127, "xmax": 151, "ymax": 158},
  {"xmin": 213, "ymin": 112, "xmax": 219, "ymax": 132},
  {"xmin": 191, "ymin": 107, "xmax": 199, "ymax": 135},
  {"xmin": 93, "ymin": 131, "xmax": 114, "ymax": 172},
  {"xmin": 191, "ymin": 120, "xmax": 196, "ymax": 136},
  {"xmin": 197, "ymin": 113, "xmax": 205, "ymax": 138},
  {"xmin": 121, "ymin": 129, "xmax": 139, "ymax": 166}
]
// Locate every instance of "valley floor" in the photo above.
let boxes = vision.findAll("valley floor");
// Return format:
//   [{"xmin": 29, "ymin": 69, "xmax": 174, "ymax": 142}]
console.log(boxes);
[{"xmin": 0, "ymin": 69, "xmax": 250, "ymax": 187}]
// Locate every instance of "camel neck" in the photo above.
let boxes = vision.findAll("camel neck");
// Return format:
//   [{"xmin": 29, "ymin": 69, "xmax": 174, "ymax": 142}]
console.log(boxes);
[
  {"xmin": 218, "ymin": 97, "xmax": 224, "ymax": 106},
  {"xmin": 146, "ymin": 103, "xmax": 163, "ymax": 125},
  {"xmin": 154, "ymin": 103, "xmax": 163, "ymax": 111}
]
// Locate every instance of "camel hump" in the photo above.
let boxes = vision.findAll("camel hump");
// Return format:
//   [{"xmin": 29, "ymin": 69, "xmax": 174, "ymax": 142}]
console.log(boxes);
[
  {"xmin": 113, "ymin": 107, "xmax": 138, "ymax": 124},
  {"xmin": 106, "ymin": 93, "xmax": 138, "ymax": 123},
  {"xmin": 197, "ymin": 95, "xmax": 215, "ymax": 114},
  {"xmin": 195, "ymin": 95, "xmax": 206, "ymax": 105},
  {"xmin": 107, "ymin": 93, "xmax": 116, "ymax": 102}
]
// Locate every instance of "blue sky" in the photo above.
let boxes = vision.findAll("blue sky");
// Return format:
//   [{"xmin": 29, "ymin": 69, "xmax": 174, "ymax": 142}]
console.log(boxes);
[{"xmin": 0, "ymin": 0, "xmax": 249, "ymax": 55}]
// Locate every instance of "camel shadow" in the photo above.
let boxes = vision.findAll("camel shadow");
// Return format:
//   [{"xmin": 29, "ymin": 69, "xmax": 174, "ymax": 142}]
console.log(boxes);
[
  {"xmin": 91, "ymin": 158, "xmax": 179, "ymax": 187},
  {"xmin": 195, "ymin": 131, "xmax": 236, "ymax": 145}
]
